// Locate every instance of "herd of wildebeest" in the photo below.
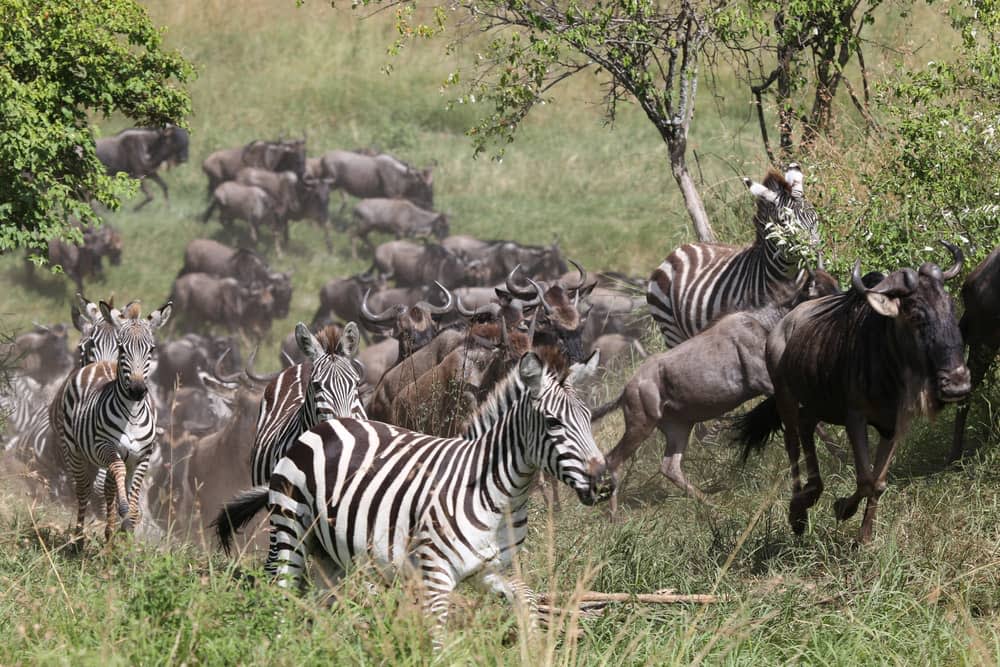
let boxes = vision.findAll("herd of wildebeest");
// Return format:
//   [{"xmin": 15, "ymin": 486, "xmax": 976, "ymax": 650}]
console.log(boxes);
[{"xmin": 2, "ymin": 127, "xmax": 1000, "ymax": 623}]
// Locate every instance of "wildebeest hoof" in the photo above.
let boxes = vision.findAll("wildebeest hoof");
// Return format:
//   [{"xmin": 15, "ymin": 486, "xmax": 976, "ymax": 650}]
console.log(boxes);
[
  {"xmin": 788, "ymin": 507, "xmax": 808, "ymax": 536},
  {"xmin": 832, "ymin": 497, "xmax": 857, "ymax": 521}
]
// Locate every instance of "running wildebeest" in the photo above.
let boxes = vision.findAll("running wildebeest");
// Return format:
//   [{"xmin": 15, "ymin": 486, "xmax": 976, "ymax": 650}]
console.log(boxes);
[
  {"xmin": 734, "ymin": 243, "xmax": 970, "ymax": 543},
  {"xmin": 202, "ymin": 139, "xmax": 307, "ymax": 196},
  {"xmin": 319, "ymin": 149, "xmax": 434, "ymax": 210},
  {"xmin": 96, "ymin": 125, "xmax": 188, "ymax": 210},
  {"xmin": 950, "ymin": 245, "xmax": 1000, "ymax": 461},
  {"xmin": 352, "ymin": 198, "xmax": 449, "ymax": 256},
  {"xmin": 591, "ymin": 271, "xmax": 823, "ymax": 513}
]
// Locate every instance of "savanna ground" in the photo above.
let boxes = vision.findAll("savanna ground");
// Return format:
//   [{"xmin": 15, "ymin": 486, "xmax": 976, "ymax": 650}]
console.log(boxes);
[{"xmin": 1, "ymin": 0, "xmax": 999, "ymax": 664}]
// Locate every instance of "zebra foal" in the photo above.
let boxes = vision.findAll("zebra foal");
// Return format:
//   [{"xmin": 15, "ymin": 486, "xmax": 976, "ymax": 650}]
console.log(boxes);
[
  {"xmin": 215, "ymin": 350, "xmax": 609, "ymax": 634},
  {"xmin": 55, "ymin": 300, "xmax": 171, "ymax": 539},
  {"xmin": 647, "ymin": 164, "xmax": 821, "ymax": 347}
]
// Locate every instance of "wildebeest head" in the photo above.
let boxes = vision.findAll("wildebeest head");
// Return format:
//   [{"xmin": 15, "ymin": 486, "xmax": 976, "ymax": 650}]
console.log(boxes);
[
  {"xmin": 268, "ymin": 271, "xmax": 293, "ymax": 319},
  {"xmin": 403, "ymin": 166, "xmax": 434, "ymax": 210},
  {"xmin": 506, "ymin": 261, "xmax": 595, "ymax": 363},
  {"xmin": 100, "ymin": 300, "xmax": 172, "ymax": 401},
  {"xmin": 431, "ymin": 213, "xmax": 449, "ymax": 240},
  {"xmin": 851, "ymin": 241, "xmax": 970, "ymax": 404},
  {"xmin": 743, "ymin": 163, "xmax": 820, "ymax": 251},
  {"xmin": 361, "ymin": 281, "xmax": 455, "ymax": 358},
  {"xmin": 300, "ymin": 174, "xmax": 334, "ymax": 224}
]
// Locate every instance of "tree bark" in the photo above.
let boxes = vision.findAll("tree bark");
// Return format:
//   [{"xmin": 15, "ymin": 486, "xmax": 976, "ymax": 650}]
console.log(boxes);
[{"xmin": 668, "ymin": 139, "xmax": 715, "ymax": 243}]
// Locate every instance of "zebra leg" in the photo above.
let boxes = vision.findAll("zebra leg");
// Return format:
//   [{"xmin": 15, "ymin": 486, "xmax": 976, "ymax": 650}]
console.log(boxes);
[
  {"xmin": 124, "ymin": 458, "xmax": 150, "ymax": 533},
  {"xmin": 104, "ymin": 472, "xmax": 118, "ymax": 541},
  {"xmin": 266, "ymin": 502, "xmax": 310, "ymax": 591},
  {"xmin": 480, "ymin": 571, "xmax": 539, "ymax": 628},
  {"xmin": 70, "ymin": 461, "xmax": 97, "ymax": 539},
  {"xmin": 105, "ymin": 459, "xmax": 130, "ymax": 531}
]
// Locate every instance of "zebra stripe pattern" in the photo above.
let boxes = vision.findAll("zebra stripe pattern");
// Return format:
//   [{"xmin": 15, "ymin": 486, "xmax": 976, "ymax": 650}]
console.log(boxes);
[
  {"xmin": 647, "ymin": 164, "xmax": 820, "ymax": 347},
  {"xmin": 219, "ymin": 351, "xmax": 608, "ymax": 635},
  {"xmin": 55, "ymin": 300, "xmax": 171, "ymax": 538},
  {"xmin": 250, "ymin": 322, "xmax": 365, "ymax": 488}
]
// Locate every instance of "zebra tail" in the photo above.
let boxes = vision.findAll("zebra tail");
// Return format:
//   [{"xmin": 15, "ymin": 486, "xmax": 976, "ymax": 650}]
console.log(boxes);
[
  {"xmin": 730, "ymin": 397, "xmax": 783, "ymax": 463},
  {"xmin": 212, "ymin": 485, "xmax": 269, "ymax": 556},
  {"xmin": 590, "ymin": 392, "xmax": 623, "ymax": 423}
]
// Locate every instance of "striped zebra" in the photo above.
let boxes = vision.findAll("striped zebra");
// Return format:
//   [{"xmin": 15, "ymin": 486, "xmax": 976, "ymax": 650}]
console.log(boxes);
[
  {"xmin": 55, "ymin": 300, "xmax": 171, "ymax": 538},
  {"xmin": 211, "ymin": 323, "xmax": 365, "ymax": 544},
  {"xmin": 215, "ymin": 350, "xmax": 608, "ymax": 634},
  {"xmin": 646, "ymin": 164, "xmax": 821, "ymax": 347}
]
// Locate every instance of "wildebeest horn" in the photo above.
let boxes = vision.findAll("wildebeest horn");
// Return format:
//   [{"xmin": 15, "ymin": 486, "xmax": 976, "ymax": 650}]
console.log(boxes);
[
  {"xmin": 212, "ymin": 348, "xmax": 243, "ymax": 384},
  {"xmin": 526, "ymin": 309, "xmax": 539, "ymax": 343},
  {"xmin": 245, "ymin": 347, "xmax": 281, "ymax": 384},
  {"xmin": 526, "ymin": 278, "xmax": 552, "ymax": 315},
  {"xmin": 567, "ymin": 259, "xmax": 587, "ymax": 292},
  {"xmin": 505, "ymin": 265, "xmax": 537, "ymax": 300},
  {"xmin": 939, "ymin": 240, "xmax": 964, "ymax": 280},
  {"xmin": 361, "ymin": 289, "xmax": 402, "ymax": 325},
  {"xmin": 32, "ymin": 321, "xmax": 50, "ymax": 332},
  {"xmin": 456, "ymin": 295, "xmax": 502, "ymax": 319},
  {"xmin": 498, "ymin": 314, "xmax": 509, "ymax": 349},
  {"xmin": 281, "ymin": 350, "xmax": 296, "ymax": 367},
  {"xmin": 419, "ymin": 281, "xmax": 454, "ymax": 317},
  {"xmin": 851, "ymin": 260, "xmax": 868, "ymax": 294}
]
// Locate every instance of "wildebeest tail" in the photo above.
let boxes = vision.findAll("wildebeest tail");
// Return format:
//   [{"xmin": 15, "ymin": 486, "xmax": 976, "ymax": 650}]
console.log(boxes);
[
  {"xmin": 212, "ymin": 485, "xmax": 269, "ymax": 556},
  {"xmin": 731, "ymin": 396, "xmax": 782, "ymax": 462},
  {"xmin": 201, "ymin": 197, "xmax": 217, "ymax": 223},
  {"xmin": 590, "ymin": 392, "xmax": 623, "ymax": 423}
]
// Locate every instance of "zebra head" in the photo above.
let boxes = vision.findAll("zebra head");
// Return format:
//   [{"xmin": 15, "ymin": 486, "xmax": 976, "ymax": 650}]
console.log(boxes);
[
  {"xmin": 744, "ymin": 163, "xmax": 820, "ymax": 256},
  {"xmin": 99, "ymin": 300, "xmax": 172, "ymax": 401},
  {"xmin": 72, "ymin": 293, "xmax": 119, "ymax": 365},
  {"xmin": 295, "ymin": 320, "xmax": 366, "ymax": 420},
  {"xmin": 521, "ymin": 350, "xmax": 611, "ymax": 505}
]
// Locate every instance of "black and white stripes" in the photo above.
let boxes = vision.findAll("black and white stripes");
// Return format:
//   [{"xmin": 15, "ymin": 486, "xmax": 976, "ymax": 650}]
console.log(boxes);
[
  {"xmin": 216, "ymin": 351, "xmax": 608, "ymax": 633},
  {"xmin": 647, "ymin": 165, "xmax": 820, "ymax": 347},
  {"xmin": 55, "ymin": 301, "xmax": 171, "ymax": 538}
]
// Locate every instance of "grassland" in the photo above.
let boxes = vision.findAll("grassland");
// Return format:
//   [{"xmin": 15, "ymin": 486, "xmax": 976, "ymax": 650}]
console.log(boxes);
[{"xmin": 1, "ymin": 0, "xmax": 998, "ymax": 664}]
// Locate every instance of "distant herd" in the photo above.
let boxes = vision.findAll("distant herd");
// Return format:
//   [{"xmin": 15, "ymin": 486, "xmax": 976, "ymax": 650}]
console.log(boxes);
[{"xmin": 3, "ymin": 128, "xmax": 999, "ymax": 637}]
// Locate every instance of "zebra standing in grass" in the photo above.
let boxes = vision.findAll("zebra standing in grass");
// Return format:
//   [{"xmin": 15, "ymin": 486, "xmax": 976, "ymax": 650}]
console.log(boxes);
[
  {"xmin": 215, "ymin": 351, "xmax": 609, "ymax": 634},
  {"xmin": 55, "ymin": 300, "xmax": 171, "ymax": 538},
  {"xmin": 646, "ymin": 164, "xmax": 821, "ymax": 347}
]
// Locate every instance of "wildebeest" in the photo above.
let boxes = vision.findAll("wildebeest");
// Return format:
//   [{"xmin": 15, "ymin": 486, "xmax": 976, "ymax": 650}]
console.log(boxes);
[
  {"xmin": 373, "ymin": 240, "xmax": 475, "ymax": 288},
  {"xmin": 169, "ymin": 273, "xmax": 275, "ymax": 339},
  {"xmin": 319, "ymin": 149, "xmax": 434, "ymax": 210},
  {"xmin": 96, "ymin": 125, "xmax": 189, "ymax": 210},
  {"xmin": 3, "ymin": 323, "xmax": 73, "ymax": 385},
  {"xmin": 311, "ymin": 271, "xmax": 385, "ymax": 329},
  {"xmin": 591, "ymin": 272, "xmax": 818, "ymax": 512},
  {"xmin": 352, "ymin": 198, "xmax": 449, "ymax": 257},
  {"xmin": 734, "ymin": 244, "xmax": 970, "ymax": 543},
  {"xmin": 950, "ymin": 245, "xmax": 1000, "ymax": 461},
  {"xmin": 505, "ymin": 263, "xmax": 595, "ymax": 362},
  {"xmin": 357, "ymin": 338, "xmax": 399, "ymax": 388},
  {"xmin": 202, "ymin": 182, "xmax": 286, "ymax": 254},
  {"xmin": 442, "ymin": 236, "xmax": 568, "ymax": 284},
  {"xmin": 151, "ymin": 333, "xmax": 240, "ymax": 395},
  {"xmin": 360, "ymin": 282, "xmax": 456, "ymax": 359},
  {"xmin": 176, "ymin": 239, "xmax": 292, "ymax": 318},
  {"xmin": 28, "ymin": 222, "xmax": 123, "ymax": 291},
  {"xmin": 202, "ymin": 139, "xmax": 307, "ymax": 196},
  {"xmin": 236, "ymin": 167, "xmax": 335, "ymax": 250}
]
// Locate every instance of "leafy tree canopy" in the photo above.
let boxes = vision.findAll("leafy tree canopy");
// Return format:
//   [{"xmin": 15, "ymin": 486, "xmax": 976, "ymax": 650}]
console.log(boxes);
[{"xmin": 0, "ymin": 0, "xmax": 193, "ymax": 256}]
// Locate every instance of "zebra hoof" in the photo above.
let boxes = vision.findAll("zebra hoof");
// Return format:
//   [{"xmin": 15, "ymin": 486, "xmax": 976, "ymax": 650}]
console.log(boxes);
[{"xmin": 121, "ymin": 517, "xmax": 134, "ymax": 533}]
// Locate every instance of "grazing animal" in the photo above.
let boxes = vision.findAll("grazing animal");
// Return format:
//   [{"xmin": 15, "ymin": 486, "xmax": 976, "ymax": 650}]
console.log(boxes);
[
  {"xmin": 179, "ymin": 239, "xmax": 272, "ymax": 285},
  {"xmin": 202, "ymin": 139, "xmax": 307, "ymax": 196},
  {"xmin": 96, "ymin": 126, "xmax": 188, "ymax": 210},
  {"xmin": 352, "ymin": 198, "xmax": 449, "ymax": 256},
  {"xmin": 442, "ymin": 236, "xmax": 567, "ymax": 284},
  {"xmin": 319, "ymin": 149, "xmax": 434, "ymax": 210},
  {"xmin": 592, "ymin": 272, "xmax": 818, "ymax": 511},
  {"xmin": 214, "ymin": 351, "xmax": 609, "ymax": 636},
  {"xmin": 950, "ymin": 245, "xmax": 1000, "ymax": 461},
  {"xmin": 236, "ymin": 167, "xmax": 335, "ymax": 249},
  {"xmin": 311, "ymin": 271, "xmax": 385, "ymax": 329},
  {"xmin": 169, "ymin": 272, "xmax": 275, "ymax": 339},
  {"xmin": 202, "ymin": 182, "xmax": 285, "ymax": 253},
  {"xmin": 29, "ymin": 222, "xmax": 124, "ymax": 292},
  {"xmin": 733, "ymin": 245, "xmax": 970, "ymax": 543},
  {"xmin": 360, "ymin": 282, "xmax": 456, "ymax": 359},
  {"xmin": 4, "ymin": 323, "xmax": 72, "ymax": 385},
  {"xmin": 372, "ymin": 239, "xmax": 472, "ymax": 288},
  {"xmin": 54, "ymin": 301, "xmax": 172, "ymax": 539},
  {"xmin": 647, "ymin": 164, "xmax": 820, "ymax": 347}
]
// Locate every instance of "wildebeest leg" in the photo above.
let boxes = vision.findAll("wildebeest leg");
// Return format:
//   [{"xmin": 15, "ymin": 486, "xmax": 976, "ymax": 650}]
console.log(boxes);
[
  {"xmin": 858, "ymin": 435, "xmax": 899, "ymax": 544},
  {"xmin": 949, "ymin": 342, "xmax": 996, "ymax": 462},
  {"xmin": 603, "ymin": 402, "xmax": 658, "ymax": 519},
  {"xmin": 775, "ymin": 390, "xmax": 807, "ymax": 535},
  {"xmin": 148, "ymin": 172, "xmax": 169, "ymax": 202},
  {"xmin": 796, "ymin": 418, "xmax": 824, "ymax": 511},
  {"xmin": 658, "ymin": 421, "xmax": 710, "ymax": 504},
  {"xmin": 833, "ymin": 413, "xmax": 874, "ymax": 523},
  {"xmin": 134, "ymin": 180, "xmax": 155, "ymax": 211}
]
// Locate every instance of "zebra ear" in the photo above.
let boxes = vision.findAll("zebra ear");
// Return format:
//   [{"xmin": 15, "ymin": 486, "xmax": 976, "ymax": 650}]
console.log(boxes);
[
  {"xmin": 148, "ymin": 302, "xmax": 172, "ymax": 329},
  {"xmin": 567, "ymin": 349, "xmax": 600, "ymax": 386},
  {"xmin": 295, "ymin": 322, "xmax": 323, "ymax": 361},
  {"xmin": 745, "ymin": 179, "xmax": 779, "ymax": 204},
  {"xmin": 338, "ymin": 322, "xmax": 360, "ymax": 358},
  {"xmin": 518, "ymin": 352, "xmax": 544, "ymax": 396},
  {"xmin": 99, "ymin": 300, "xmax": 121, "ymax": 330}
]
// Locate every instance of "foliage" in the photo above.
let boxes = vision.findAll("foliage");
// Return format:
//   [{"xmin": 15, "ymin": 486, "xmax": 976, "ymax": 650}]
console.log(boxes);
[
  {"xmin": 812, "ymin": 0, "xmax": 1000, "ymax": 277},
  {"xmin": 0, "ymin": 0, "xmax": 193, "ymax": 257}
]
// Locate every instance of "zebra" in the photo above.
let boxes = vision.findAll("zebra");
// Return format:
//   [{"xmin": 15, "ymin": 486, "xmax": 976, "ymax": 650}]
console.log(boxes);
[
  {"xmin": 214, "ymin": 350, "xmax": 609, "ymax": 636},
  {"xmin": 54, "ymin": 300, "xmax": 171, "ymax": 538},
  {"xmin": 646, "ymin": 164, "xmax": 821, "ymax": 347},
  {"xmin": 71, "ymin": 292, "xmax": 120, "ymax": 366}
]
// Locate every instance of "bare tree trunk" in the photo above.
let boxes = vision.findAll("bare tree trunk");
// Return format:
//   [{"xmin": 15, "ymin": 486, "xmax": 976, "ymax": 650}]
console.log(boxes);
[{"xmin": 668, "ymin": 139, "xmax": 715, "ymax": 243}]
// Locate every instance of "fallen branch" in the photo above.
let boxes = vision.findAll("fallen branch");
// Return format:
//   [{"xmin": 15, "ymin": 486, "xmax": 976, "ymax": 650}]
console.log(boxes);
[{"xmin": 540, "ymin": 591, "xmax": 724, "ymax": 605}]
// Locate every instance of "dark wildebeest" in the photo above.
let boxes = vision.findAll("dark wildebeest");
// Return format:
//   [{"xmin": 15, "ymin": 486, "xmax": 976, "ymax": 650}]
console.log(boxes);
[
  {"xmin": 352, "ymin": 198, "xmax": 449, "ymax": 257},
  {"xmin": 319, "ymin": 149, "xmax": 434, "ymax": 210},
  {"xmin": 202, "ymin": 139, "xmax": 307, "ymax": 197},
  {"xmin": 357, "ymin": 338, "xmax": 400, "ymax": 388},
  {"xmin": 505, "ymin": 262, "xmax": 595, "ymax": 362},
  {"xmin": 202, "ymin": 182, "xmax": 286, "ymax": 254},
  {"xmin": 442, "ymin": 236, "xmax": 568, "ymax": 284},
  {"xmin": 151, "ymin": 333, "xmax": 240, "ymax": 394},
  {"xmin": 3, "ymin": 323, "xmax": 73, "ymax": 385},
  {"xmin": 28, "ymin": 222, "xmax": 123, "ymax": 291},
  {"xmin": 177, "ymin": 239, "xmax": 292, "ymax": 318},
  {"xmin": 96, "ymin": 125, "xmax": 188, "ymax": 210},
  {"xmin": 311, "ymin": 271, "xmax": 385, "ymax": 330},
  {"xmin": 950, "ymin": 245, "xmax": 1000, "ymax": 461},
  {"xmin": 372, "ymin": 240, "xmax": 475, "ymax": 288},
  {"xmin": 591, "ymin": 272, "xmax": 822, "ymax": 512},
  {"xmin": 360, "ymin": 281, "xmax": 456, "ymax": 359},
  {"xmin": 236, "ymin": 167, "xmax": 335, "ymax": 250},
  {"xmin": 170, "ymin": 273, "xmax": 275, "ymax": 339},
  {"xmin": 733, "ymin": 244, "xmax": 970, "ymax": 543}
]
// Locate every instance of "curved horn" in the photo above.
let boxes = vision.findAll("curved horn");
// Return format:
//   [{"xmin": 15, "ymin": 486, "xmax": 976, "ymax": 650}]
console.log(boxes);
[
  {"xmin": 939, "ymin": 240, "xmax": 964, "ymax": 280},
  {"xmin": 32, "ymin": 321, "xmax": 50, "ymax": 332},
  {"xmin": 457, "ymin": 295, "xmax": 502, "ymax": 319},
  {"xmin": 245, "ymin": 347, "xmax": 281, "ymax": 384},
  {"xmin": 567, "ymin": 258, "xmax": 587, "ymax": 291},
  {"xmin": 851, "ymin": 259, "xmax": 868, "ymax": 294},
  {"xmin": 281, "ymin": 350, "xmax": 296, "ymax": 367},
  {"xmin": 422, "ymin": 281, "xmax": 455, "ymax": 317},
  {"xmin": 526, "ymin": 278, "xmax": 552, "ymax": 315},
  {"xmin": 360, "ymin": 289, "xmax": 401, "ymax": 325},
  {"xmin": 526, "ymin": 309, "xmax": 539, "ymax": 344},
  {"xmin": 212, "ymin": 348, "xmax": 242, "ymax": 383},
  {"xmin": 498, "ymin": 314, "xmax": 509, "ymax": 349},
  {"xmin": 505, "ymin": 265, "xmax": 537, "ymax": 300}
]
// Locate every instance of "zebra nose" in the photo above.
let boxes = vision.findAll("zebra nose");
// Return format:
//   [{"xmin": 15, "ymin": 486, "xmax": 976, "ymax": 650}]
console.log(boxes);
[{"xmin": 128, "ymin": 377, "xmax": 147, "ymax": 398}]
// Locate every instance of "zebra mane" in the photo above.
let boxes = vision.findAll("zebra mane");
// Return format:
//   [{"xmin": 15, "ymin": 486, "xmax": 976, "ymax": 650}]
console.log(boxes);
[
  {"xmin": 762, "ymin": 169, "xmax": 791, "ymax": 194},
  {"xmin": 461, "ymin": 363, "xmax": 556, "ymax": 440}
]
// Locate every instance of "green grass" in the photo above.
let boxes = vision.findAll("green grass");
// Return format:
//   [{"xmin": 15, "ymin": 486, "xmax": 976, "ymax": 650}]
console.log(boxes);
[{"xmin": 2, "ymin": 0, "xmax": 998, "ymax": 663}]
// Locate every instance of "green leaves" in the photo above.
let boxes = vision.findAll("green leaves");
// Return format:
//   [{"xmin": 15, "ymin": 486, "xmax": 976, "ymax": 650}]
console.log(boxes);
[{"xmin": 0, "ymin": 0, "xmax": 193, "ymax": 254}]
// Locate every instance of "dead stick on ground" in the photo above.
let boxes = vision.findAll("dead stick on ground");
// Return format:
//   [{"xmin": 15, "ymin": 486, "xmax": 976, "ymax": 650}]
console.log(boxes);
[{"xmin": 540, "ymin": 591, "xmax": 724, "ymax": 605}]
